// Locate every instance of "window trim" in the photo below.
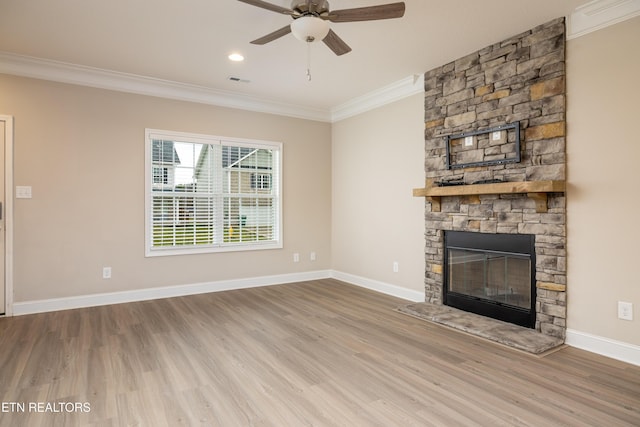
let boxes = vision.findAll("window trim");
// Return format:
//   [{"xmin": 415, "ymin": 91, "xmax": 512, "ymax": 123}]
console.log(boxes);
[{"xmin": 145, "ymin": 129, "xmax": 283, "ymax": 257}]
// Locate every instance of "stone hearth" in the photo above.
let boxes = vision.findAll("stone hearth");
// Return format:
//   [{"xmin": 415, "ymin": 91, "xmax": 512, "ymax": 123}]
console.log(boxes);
[{"xmin": 396, "ymin": 302, "xmax": 563, "ymax": 354}]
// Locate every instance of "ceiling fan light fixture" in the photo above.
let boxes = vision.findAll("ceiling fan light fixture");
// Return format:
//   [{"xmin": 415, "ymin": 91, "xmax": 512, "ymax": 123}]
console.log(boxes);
[{"xmin": 290, "ymin": 16, "xmax": 330, "ymax": 43}]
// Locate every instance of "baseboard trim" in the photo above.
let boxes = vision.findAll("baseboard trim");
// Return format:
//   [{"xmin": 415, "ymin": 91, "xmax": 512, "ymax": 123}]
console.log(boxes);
[
  {"xmin": 11, "ymin": 273, "xmax": 639, "ymax": 367},
  {"xmin": 566, "ymin": 328, "xmax": 640, "ymax": 366},
  {"xmin": 11, "ymin": 269, "xmax": 424, "ymax": 315},
  {"xmin": 12, "ymin": 270, "xmax": 332, "ymax": 315},
  {"xmin": 330, "ymin": 271, "xmax": 424, "ymax": 302}
]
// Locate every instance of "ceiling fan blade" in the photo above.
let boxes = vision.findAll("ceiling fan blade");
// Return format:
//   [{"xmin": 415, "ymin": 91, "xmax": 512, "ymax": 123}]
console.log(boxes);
[
  {"xmin": 250, "ymin": 25, "xmax": 292, "ymax": 45},
  {"xmin": 326, "ymin": 2, "xmax": 405, "ymax": 23},
  {"xmin": 323, "ymin": 29, "xmax": 352, "ymax": 56},
  {"xmin": 237, "ymin": 0, "xmax": 296, "ymax": 15}
]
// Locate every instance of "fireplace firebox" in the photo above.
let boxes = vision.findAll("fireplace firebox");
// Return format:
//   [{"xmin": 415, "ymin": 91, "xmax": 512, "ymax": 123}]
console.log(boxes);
[{"xmin": 444, "ymin": 231, "xmax": 536, "ymax": 328}]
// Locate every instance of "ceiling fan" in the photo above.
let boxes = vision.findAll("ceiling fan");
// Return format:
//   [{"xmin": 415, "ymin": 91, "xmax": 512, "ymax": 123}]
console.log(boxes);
[{"xmin": 237, "ymin": 0, "xmax": 406, "ymax": 56}]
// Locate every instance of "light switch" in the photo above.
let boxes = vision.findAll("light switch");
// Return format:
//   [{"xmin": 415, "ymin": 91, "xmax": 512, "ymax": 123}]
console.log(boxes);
[{"xmin": 16, "ymin": 186, "xmax": 32, "ymax": 199}]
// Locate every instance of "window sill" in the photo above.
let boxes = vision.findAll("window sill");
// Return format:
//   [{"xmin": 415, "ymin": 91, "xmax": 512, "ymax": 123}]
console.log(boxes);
[{"xmin": 145, "ymin": 241, "xmax": 283, "ymax": 257}]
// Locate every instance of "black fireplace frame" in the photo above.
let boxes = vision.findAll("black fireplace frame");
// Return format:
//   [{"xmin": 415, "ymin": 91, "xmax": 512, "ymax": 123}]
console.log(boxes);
[{"xmin": 443, "ymin": 231, "xmax": 536, "ymax": 328}]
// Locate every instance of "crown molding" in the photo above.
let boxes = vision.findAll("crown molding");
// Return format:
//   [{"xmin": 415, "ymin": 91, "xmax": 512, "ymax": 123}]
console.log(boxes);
[
  {"xmin": 567, "ymin": 0, "xmax": 640, "ymax": 39},
  {"xmin": 0, "ymin": 51, "xmax": 332, "ymax": 122},
  {"xmin": 330, "ymin": 74, "xmax": 424, "ymax": 122},
  {"xmin": 0, "ymin": 51, "xmax": 423, "ymax": 124}
]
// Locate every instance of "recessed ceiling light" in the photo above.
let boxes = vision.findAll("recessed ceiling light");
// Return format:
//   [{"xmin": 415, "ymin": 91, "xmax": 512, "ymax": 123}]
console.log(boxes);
[{"xmin": 228, "ymin": 53, "xmax": 244, "ymax": 62}]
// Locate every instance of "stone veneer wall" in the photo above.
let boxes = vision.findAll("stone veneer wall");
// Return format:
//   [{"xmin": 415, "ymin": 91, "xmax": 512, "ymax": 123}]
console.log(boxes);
[{"xmin": 422, "ymin": 18, "xmax": 567, "ymax": 338}]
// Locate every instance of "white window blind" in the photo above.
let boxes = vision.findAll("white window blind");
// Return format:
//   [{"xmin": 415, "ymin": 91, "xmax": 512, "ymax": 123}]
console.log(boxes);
[{"xmin": 145, "ymin": 129, "xmax": 282, "ymax": 256}]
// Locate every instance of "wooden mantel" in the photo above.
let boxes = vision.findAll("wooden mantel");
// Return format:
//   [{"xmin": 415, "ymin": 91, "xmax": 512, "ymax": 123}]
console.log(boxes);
[{"xmin": 413, "ymin": 180, "xmax": 565, "ymax": 213}]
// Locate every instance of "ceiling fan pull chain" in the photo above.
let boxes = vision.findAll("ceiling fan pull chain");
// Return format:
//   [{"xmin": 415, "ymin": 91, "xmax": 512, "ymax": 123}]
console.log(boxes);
[{"xmin": 306, "ymin": 42, "xmax": 312, "ymax": 81}]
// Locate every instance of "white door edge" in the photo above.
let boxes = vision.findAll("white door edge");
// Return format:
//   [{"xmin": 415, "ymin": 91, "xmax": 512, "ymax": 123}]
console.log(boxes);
[{"xmin": 0, "ymin": 115, "xmax": 14, "ymax": 317}]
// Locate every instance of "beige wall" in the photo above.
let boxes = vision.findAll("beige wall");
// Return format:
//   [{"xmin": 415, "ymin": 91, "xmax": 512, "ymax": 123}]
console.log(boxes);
[
  {"xmin": 566, "ymin": 16, "xmax": 640, "ymax": 345},
  {"xmin": 0, "ymin": 75, "xmax": 332, "ymax": 302},
  {"xmin": 331, "ymin": 93, "xmax": 425, "ymax": 295}
]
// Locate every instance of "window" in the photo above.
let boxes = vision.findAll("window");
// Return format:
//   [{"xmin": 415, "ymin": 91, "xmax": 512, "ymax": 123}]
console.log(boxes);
[{"xmin": 145, "ymin": 129, "xmax": 282, "ymax": 256}]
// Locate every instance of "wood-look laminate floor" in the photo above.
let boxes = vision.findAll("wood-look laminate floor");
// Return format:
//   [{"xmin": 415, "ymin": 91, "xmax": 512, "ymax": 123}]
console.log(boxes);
[{"xmin": 0, "ymin": 279, "xmax": 638, "ymax": 426}]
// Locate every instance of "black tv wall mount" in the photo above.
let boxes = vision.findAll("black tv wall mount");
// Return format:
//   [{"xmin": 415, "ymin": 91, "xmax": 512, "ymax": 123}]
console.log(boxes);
[{"xmin": 445, "ymin": 121, "xmax": 521, "ymax": 170}]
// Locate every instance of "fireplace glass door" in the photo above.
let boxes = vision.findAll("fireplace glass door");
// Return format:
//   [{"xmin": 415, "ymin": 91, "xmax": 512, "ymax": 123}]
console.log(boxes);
[
  {"xmin": 448, "ymin": 249, "xmax": 531, "ymax": 309},
  {"xmin": 444, "ymin": 231, "xmax": 536, "ymax": 328}
]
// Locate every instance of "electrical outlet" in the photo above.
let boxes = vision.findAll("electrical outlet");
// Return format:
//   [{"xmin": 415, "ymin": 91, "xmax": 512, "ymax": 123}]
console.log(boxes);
[
  {"xmin": 310, "ymin": 251, "xmax": 316, "ymax": 261},
  {"xmin": 618, "ymin": 301, "xmax": 633, "ymax": 321},
  {"xmin": 102, "ymin": 267, "xmax": 112, "ymax": 279},
  {"xmin": 393, "ymin": 261, "xmax": 399, "ymax": 273},
  {"xmin": 293, "ymin": 253, "xmax": 300, "ymax": 263},
  {"xmin": 16, "ymin": 185, "xmax": 33, "ymax": 199}
]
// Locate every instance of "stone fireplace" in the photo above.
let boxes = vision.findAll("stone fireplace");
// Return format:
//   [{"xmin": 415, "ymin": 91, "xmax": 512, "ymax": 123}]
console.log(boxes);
[{"xmin": 414, "ymin": 18, "xmax": 567, "ymax": 340}]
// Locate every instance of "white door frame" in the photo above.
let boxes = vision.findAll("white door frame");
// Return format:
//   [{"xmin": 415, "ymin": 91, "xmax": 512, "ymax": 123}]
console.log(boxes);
[{"xmin": 0, "ymin": 115, "xmax": 14, "ymax": 316}]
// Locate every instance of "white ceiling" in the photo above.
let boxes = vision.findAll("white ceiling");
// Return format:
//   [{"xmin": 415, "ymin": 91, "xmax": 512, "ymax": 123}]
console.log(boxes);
[{"xmin": 0, "ymin": 0, "xmax": 588, "ymax": 117}]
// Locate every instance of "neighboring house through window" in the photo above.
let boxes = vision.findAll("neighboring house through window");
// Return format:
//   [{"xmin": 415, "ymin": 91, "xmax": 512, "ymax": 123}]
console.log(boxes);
[
  {"xmin": 152, "ymin": 140, "xmax": 178, "ymax": 187},
  {"xmin": 152, "ymin": 166, "xmax": 169, "ymax": 185},
  {"xmin": 145, "ymin": 129, "xmax": 282, "ymax": 256},
  {"xmin": 251, "ymin": 173, "xmax": 271, "ymax": 190}
]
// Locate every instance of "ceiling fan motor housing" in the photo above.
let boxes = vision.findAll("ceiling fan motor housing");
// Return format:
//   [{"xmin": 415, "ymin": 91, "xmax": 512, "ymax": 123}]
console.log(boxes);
[{"xmin": 291, "ymin": 0, "xmax": 330, "ymax": 16}]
